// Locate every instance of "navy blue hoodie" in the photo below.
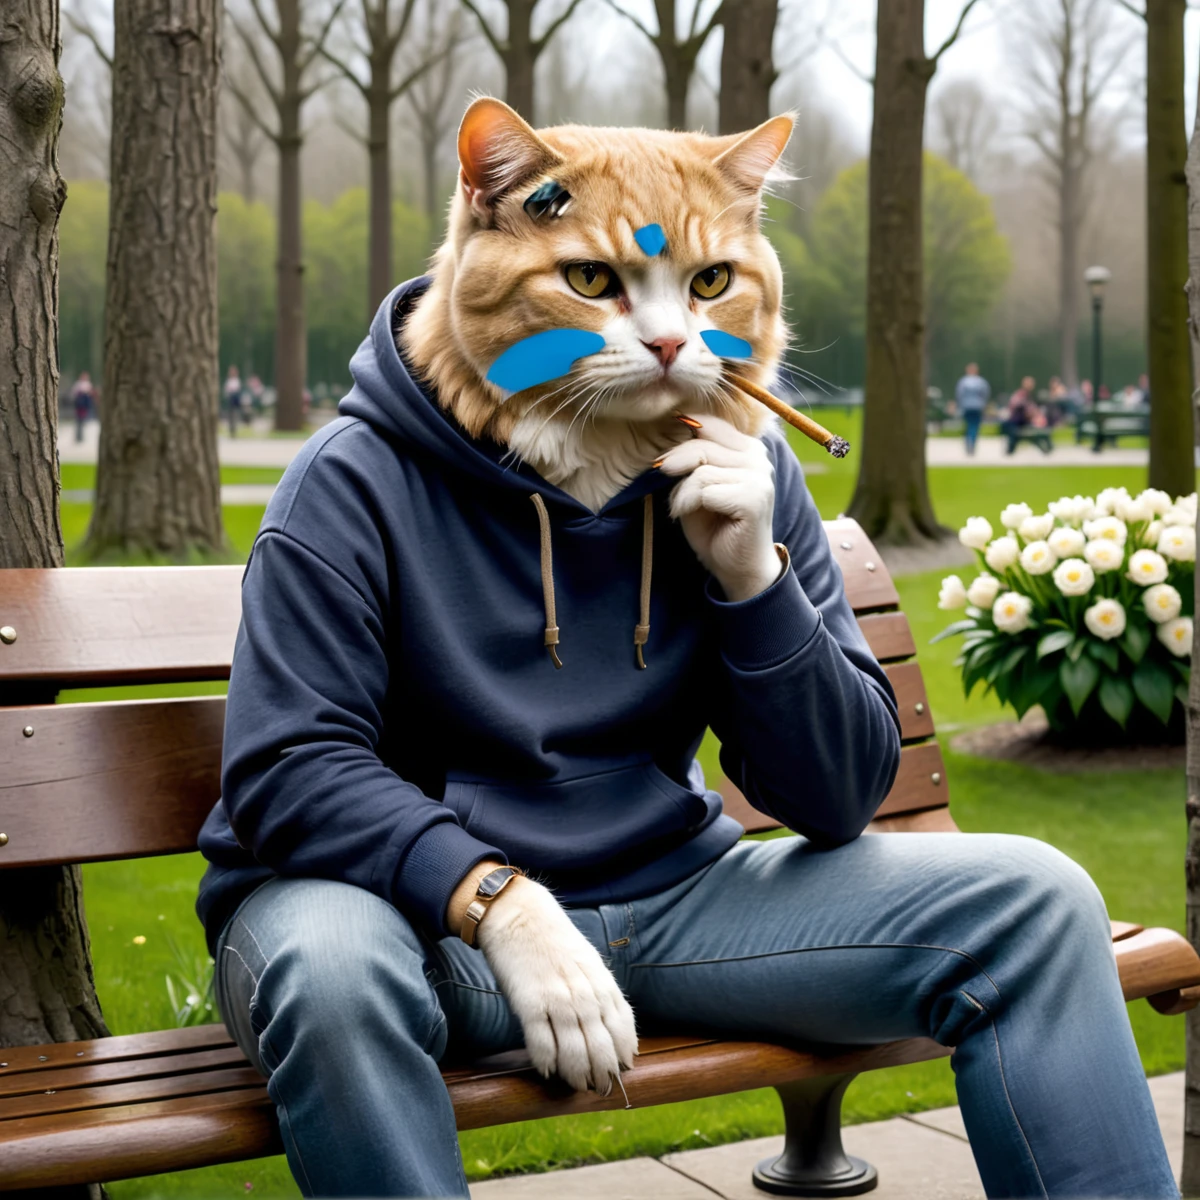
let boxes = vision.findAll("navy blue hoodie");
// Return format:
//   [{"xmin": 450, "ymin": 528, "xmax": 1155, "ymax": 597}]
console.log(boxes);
[{"xmin": 195, "ymin": 280, "xmax": 901, "ymax": 955}]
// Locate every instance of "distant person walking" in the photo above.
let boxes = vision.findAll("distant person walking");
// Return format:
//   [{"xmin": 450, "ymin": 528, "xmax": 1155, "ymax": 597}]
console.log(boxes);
[
  {"xmin": 70, "ymin": 372, "xmax": 96, "ymax": 443},
  {"xmin": 223, "ymin": 365, "xmax": 244, "ymax": 438},
  {"xmin": 954, "ymin": 362, "xmax": 990, "ymax": 455}
]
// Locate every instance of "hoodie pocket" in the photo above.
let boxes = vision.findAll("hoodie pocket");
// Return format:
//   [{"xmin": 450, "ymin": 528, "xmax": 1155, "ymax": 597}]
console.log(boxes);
[{"xmin": 442, "ymin": 762, "xmax": 710, "ymax": 873}]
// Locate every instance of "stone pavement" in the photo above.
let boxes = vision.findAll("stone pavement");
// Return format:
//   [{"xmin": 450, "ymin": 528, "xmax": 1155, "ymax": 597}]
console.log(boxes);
[{"xmin": 470, "ymin": 1071, "xmax": 1184, "ymax": 1199}]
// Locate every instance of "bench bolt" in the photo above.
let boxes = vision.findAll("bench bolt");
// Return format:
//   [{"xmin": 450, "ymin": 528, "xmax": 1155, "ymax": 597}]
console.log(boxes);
[
  {"xmin": 22, "ymin": 726, "xmax": 33, "ymax": 738},
  {"xmin": 0, "ymin": 626, "xmax": 15, "ymax": 645},
  {"xmin": 932, "ymin": 772, "xmax": 942, "ymax": 785},
  {"xmin": 865, "ymin": 561, "xmax": 876, "ymax": 572},
  {"xmin": 915, "ymin": 702, "xmax": 925, "ymax": 715},
  {"xmin": 0, "ymin": 834, "xmax": 7, "ymax": 847},
  {"xmin": 839, "ymin": 541, "xmax": 852, "ymax": 550}
]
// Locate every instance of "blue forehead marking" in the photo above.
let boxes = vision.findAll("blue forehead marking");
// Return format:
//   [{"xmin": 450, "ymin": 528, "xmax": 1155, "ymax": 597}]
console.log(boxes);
[
  {"xmin": 634, "ymin": 223, "xmax": 667, "ymax": 256},
  {"xmin": 486, "ymin": 329, "xmax": 606, "ymax": 396},
  {"xmin": 700, "ymin": 329, "xmax": 753, "ymax": 359}
]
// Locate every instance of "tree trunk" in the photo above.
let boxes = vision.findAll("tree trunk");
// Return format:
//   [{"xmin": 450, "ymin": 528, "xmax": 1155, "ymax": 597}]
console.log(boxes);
[
  {"xmin": 1178, "ymin": 37, "xmax": 1200, "ymax": 1187},
  {"xmin": 368, "ymin": 76, "xmax": 392, "ymax": 317},
  {"xmin": 663, "ymin": 50, "xmax": 688, "ymax": 130},
  {"xmin": 85, "ymin": 0, "xmax": 223, "ymax": 559},
  {"xmin": 503, "ymin": 0, "xmax": 536, "ymax": 121},
  {"xmin": 718, "ymin": 0, "xmax": 777, "ymax": 134},
  {"xmin": 1060, "ymin": 135, "xmax": 1081, "ymax": 390},
  {"xmin": 1147, "ymin": 0, "xmax": 1194, "ymax": 498},
  {"xmin": 421, "ymin": 121, "xmax": 440, "ymax": 248},
  {"xmin": 0, "ymin": 12, "xmax": 110, "ymax": 1197},
  {"xmin": 273, "ymin": 0, "xmax": 306, "ymax": 432},
  {"xmin": 846, "ymin": 0, "xmax": 943, "ymax": 545}
]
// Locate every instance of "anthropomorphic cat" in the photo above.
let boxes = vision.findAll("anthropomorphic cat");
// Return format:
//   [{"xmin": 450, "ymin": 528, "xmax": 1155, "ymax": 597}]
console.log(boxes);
[{"xmin": 197, "ymin": 100, "xmax": 1179, "ymax": 1199}]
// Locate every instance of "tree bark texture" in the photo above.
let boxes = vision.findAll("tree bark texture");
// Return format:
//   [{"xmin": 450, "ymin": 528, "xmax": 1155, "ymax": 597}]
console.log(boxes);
[
  {"xmin": 718, "ymin": 0, "xmax": 777, "ymax": 134},
  {"xmin": 86, "ymin": 0, "xmax": 224, "ymax": 558},
  {"xmin": 368, "ymin": 72, "xmax": 391, "ymax": 316},
  {"xmin": 0, "ymin": 20, "xmax": 109, "ymax": 1200},
  {"xmin": 846, "ymin": 0, "xmax": 943, "ymax": 545},
  {"xmin": 1178, "ymin": 46, "xmax": 1200, "ymax": 1189},
  {"xmin": 273, "ymin": 0, "xmax": 306, "ymax": 432},
  {"xmin": 0, "ymin": 0, "xmax": 66, "ymax": 571},
  {"xmin": 502, "ymin": 0, "xmax": 535, "ymax": 120},
  {"xmin": 1147, "ymin": 0, "xmax": 1194, "ymax": 498}
]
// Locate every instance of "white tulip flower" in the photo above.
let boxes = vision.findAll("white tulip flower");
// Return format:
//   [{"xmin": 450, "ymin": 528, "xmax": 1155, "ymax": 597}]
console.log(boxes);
[
  {"xmin": 1000, "ymin": 503, "xmax": 1033, "ymax": 530},
  {"xmin": 1084, "ymin": 539, "xmax": 1123, "ymax": 574},
  {"xmin": 1020, "ymin": 540, "xmax": 1057, "ymax": 575},
  {"xmin": 1162, "ymin": 507, "xmax": 1192, "ymax": 528},
  {"xmin": 1115, "ymin": 494, "xmax": 1152, "ymax": 524},
  {"xmin": 1126, "ymin": 549, "xmax": 1168, "ymax": 586},
  {"xmin": 938, "ymin": 575, "xmax": 968, "ymax": 610},
  {"xmin": 1177, "ymin": 493, "xmax": 1198, "ymax": 514},
  {"xmin": 985, "ymin": 536, "xmax": 1020, "ymax": 572},
  {"xmin": 1052, "ymin": 558, "xmax": 1095, "ymax": 597},
  {"xmin": 1095, "ymin": 487, "xmax": 1131, "ymax": 515},
  {"xmin": 1084, "ymin": 598, "xmax": 1127, "ymax": 641},
  {"xmin": 1048, "ymin": 526, "xmax": 1086, "ymax": 558},
  {"xmin": 1158, "ymin": 525, "xmax": 1196, "ymax": 562},
  {"xmin": 1139, "ymin": 489, "xmax": 1173, "ymax": 516},
  {"xmin": 993, "ymin": 592, "xmax": 1033, "ymax": 634},
  {"xmin": 1143, "ymin": 583, "xmax": 1183, "ymax": 624},
  {"xmin": 958, "ymin": 516, "xmax": 994, "ymax": 550},
  {"xmin": 1157, "ymin": 616, "xmax": 1193, "ymax": 657},
  {"xmin": 1144, "ymin": 521, "xmax": 1164, "ymax": 547},
  {"xmin": 966, "ymin": 574, "xmax": 1002, "ymax": 608},
  {"xmin": 1018, "ymin": 514, "xmax": 1055, "ymax": 542},
  {"xmin": 1083, "ymin": 516, "xmax": 1128, "ymax": 544},
  {"xmin": 1049, "ymin": 495, "xmax": 1093, "ymax": 525}
]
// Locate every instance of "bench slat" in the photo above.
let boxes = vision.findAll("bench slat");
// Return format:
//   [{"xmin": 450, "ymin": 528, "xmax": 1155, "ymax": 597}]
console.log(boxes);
[
  {"xmin": 856, "ymin": 612, "xmax": 916, "ymax": 662},
  {"xmin": 0, "ymin": 1025, "xmax": 232, "ymax": 1075},
  {"xmin": 0, "ymin": 699, "xmax": 223, "ymax": 868},
  {"xmin": 0, "ymin": 567, "xmax": 242, "ymax": 689},
  {"xmin": 823, "ymin": 520, "xmax": 900, "ymax": 613}
]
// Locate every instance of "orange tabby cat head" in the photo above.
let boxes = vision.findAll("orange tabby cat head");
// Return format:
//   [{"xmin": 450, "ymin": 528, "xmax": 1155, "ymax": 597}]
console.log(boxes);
[{"xmin": 401, "ymin": 98, "xmax": 792, "ymax": 449}]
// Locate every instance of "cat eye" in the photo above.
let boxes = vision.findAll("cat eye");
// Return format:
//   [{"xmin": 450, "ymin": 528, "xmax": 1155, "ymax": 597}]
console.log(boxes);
[
  {"xmin": 691, "ymin": 264, "xmax": 732, "ymax": 299},
  {"xmin": 565, "ymin": 262, "xmax": 616, "ymax": 299}
]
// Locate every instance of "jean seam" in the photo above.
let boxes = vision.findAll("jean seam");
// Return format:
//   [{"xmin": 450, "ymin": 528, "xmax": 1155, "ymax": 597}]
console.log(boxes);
[
  {"xmin": 960, "ymin": 988, "xmax": 1049, "ymax": 1199},
  {"xmin": 433, "ymin": 979, "xmax": 504, "ymax": 999}
]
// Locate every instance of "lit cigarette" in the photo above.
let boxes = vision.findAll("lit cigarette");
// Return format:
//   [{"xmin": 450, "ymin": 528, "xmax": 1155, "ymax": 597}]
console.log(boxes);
[{"xmin": 726, "ymin": 371, "xmax": 850, "ymax": 459}]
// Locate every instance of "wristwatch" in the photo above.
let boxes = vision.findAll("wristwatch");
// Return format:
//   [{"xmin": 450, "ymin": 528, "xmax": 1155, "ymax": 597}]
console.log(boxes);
[{"xmin": 460, "ymin": 866, "xmax": 521, "ymax": 947}]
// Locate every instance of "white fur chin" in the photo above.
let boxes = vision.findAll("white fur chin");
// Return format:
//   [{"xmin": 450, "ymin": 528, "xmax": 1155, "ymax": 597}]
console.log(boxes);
[{"xmin": 509, "ymin": 409, "xmax": 679, "ymax": 511}]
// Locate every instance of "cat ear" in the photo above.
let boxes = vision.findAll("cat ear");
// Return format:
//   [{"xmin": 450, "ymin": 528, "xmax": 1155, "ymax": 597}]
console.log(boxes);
[
  {"xmin": 712, "ymin": 114, "xmax": 794, "ymax": 196},
  {"xmin": 458, "ymin": 98, "xmax": 563, "ymax": 221}
]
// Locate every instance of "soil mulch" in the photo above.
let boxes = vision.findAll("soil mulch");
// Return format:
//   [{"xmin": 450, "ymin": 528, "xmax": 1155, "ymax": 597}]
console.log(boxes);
[{"xmin": 951, "ymin": 710, "xmax": 1185, "ymax": 773}]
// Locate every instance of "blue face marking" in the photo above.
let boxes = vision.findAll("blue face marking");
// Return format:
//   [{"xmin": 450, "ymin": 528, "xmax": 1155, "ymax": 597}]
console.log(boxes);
[
  {"xmin": 700, "ymin": 329, "xmax": 753, "ymax": 359},
  {"xmin": 634, "ymin": 223, "xmax": 667, "ymax": 256},
  {"xmin": 486, "ymin": 329, "xmax": 606, "ymax": 396}
]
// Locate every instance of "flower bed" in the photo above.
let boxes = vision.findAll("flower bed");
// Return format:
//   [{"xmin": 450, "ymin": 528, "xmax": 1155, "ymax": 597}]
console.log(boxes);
[{"xmin": 937, "ymin": 488, "xmax": 1195, "ymax": 741}]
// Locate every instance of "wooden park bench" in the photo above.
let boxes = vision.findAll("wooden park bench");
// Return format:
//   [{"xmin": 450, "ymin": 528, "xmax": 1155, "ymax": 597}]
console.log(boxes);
[
  {"xmin": 1076, "ymin": 406, "xmax": 1151, "ymax": 452},
  {"xmin": 3, "ymin": 519, "xmax": 1200, "ymax": 1195}
]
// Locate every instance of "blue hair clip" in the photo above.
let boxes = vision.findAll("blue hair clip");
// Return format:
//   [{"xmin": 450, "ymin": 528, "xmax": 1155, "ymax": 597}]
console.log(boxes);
[{"xmin": 524, "ymin": 181, "xmax": 573, "ymax": 220}]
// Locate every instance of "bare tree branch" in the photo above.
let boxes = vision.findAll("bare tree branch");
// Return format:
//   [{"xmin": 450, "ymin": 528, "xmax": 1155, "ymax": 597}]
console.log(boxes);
[
  {"xmin": 601, "ymin": 0, "xmax": 656, "ymax": 44},
  {"xmin": 300, "ymin": 0, "xmax": 350, "ymax": 73},
  {"xmin": 246, "ymin": 0, "xmax": 283, "ymax": 47},
  {"xmin": 824, "ymin": 33, "xmax": 873, "ymax": 86},
  {"xmin": 319, "ymin": 42, "xmax": 369, "ymax": 95},
  {"xmin": 534, "ymin": 0, "xmax": 588, "ymax": 55},
  {"xmin": 332, "ymin": 108, "xmax": 369, "ymax": 145},
  {"xmin": 1110, "ymin": 0, "xmax": 1146, "ymax": 17},
  {"xmin": 230, "ymin": 12, "xmax": 284, "ymax": 106},
  {"xmin": 929, "ymin": 0, "xmax": 985, "ymax": 68},
  {"xmin": 65, "ymin": 10, "xmax": 113, "ymax": 68},
  {"xmin": 460, "ymin": 0, "xmax": 506, "ymax": 55},
  {"xmin": 687, "ymin": 0, "xmax": 724, "ymax": 52},
  {"xmin": 227, "ymin": 76, "xmax": 281, "ymax": 142},
  {"xmin": 388, "ymin": 36, "xmax": 456, "ymax": 100}
]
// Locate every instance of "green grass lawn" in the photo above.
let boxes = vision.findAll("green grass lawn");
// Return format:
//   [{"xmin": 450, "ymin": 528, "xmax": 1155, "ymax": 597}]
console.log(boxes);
[{"xmin": 53, "ymin": 438, "xmax": 1195, "ymax": 1197}]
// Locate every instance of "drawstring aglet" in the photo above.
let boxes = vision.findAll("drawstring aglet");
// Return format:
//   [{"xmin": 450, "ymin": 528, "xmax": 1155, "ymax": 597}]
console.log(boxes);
[
  {"xmin": 545, "ymin": 626, "xmax": 563, "ymax": 670},
  {"xmin": 549, "ymin": 644, "xmax": 563, "ymax": 669}
]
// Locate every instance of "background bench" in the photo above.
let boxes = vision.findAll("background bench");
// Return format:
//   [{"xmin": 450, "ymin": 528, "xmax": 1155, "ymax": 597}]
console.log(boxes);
[
  {"xmin": 1076, "ymin": 407, "xmax": 1151, "ymax": 451},
  {"xmin": 3, "ymin": 519, "xmax": 1199, "ymax": 1195}
]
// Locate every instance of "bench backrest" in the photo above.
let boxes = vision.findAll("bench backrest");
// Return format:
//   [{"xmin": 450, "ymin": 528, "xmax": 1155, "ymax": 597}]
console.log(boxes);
[{"xmin": 0, "ymin": 520, "xmax": 952, "ymax": 870}]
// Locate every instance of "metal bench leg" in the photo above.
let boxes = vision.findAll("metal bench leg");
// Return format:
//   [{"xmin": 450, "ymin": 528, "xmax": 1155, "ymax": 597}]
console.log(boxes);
[{"xmin": 752, "ymin": 1074, "xmax": 878, "ymax": 1196}]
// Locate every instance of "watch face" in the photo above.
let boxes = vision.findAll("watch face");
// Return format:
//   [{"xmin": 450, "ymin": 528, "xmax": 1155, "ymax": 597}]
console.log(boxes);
[{"xmin": 478, "ymin": 867, "xmax": 515, "ymax": 898}]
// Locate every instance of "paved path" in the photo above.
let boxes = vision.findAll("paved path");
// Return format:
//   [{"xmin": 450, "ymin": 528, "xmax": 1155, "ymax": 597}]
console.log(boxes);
[
  {"xmin": 59, "ymin": 419, "xmax": 323, "ymax": 469},
  {"xmin": 470, "ymin": 1071, "xmax": 1184, "ymax": 1199}
]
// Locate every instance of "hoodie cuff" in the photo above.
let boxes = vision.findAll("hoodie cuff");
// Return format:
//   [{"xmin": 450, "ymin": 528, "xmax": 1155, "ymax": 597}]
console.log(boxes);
[
  {"xmin": 707, "ymin": 554, "xmax": 822, "ymax": 671},
  {"xmin": 392, "ymin": 819, "xmax": 506, "ymax": 937}
]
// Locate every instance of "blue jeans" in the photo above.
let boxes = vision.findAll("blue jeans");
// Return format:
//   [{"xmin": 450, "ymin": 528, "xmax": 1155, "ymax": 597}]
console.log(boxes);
[
  {"xmin": 213, "ymin": 834, "xmax": 1177, "ymax": 1198},
  {"xmin": 963, "ymin": 409, "xmax": 983, "ymax": 453}
]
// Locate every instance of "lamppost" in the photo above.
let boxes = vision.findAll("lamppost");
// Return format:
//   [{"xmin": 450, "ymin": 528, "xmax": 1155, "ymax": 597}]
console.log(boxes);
[{"xmin": 1084, "ymin": 265, "xmax": 1112, "ymax": 404}]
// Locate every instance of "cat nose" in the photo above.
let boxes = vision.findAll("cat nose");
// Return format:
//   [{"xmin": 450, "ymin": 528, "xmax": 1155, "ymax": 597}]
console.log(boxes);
[{"xmin": 642, "ymin": 336, "xmax": 686, "ymax": 368}]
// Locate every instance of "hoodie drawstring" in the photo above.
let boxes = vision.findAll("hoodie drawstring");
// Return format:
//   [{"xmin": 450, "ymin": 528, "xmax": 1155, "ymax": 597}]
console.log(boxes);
[{"xmin": 528, "ymin": 493, "xmax": 654, "ymax": 671}]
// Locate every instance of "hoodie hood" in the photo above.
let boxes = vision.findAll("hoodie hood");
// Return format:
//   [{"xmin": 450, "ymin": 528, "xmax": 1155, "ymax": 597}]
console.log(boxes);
[{"xmin": 338, "ymin": 278, "xmax": 668, "ymax": 515}]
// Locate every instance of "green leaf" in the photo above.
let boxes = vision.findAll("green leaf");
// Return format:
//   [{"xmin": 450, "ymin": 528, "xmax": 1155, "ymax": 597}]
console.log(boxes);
[
  {"xmin": 1098, "ymin": 674, "xmax": 1134, "ymax": 729},
  {"xmin": 1086, "ymin": 639, "xmax": 1120, "ymax": 672},
  {"xmin": 1037, "ymin": 629, "xmax": 1075, "ymax": 659},
  {"xmin": 1059, "ymin": 655, "xmax": 1100, "ymax": 717},
  {"xmin": 1121, "ymin": 622, "xmax": 1151, "ymax": 665},
  {"xmin": 1132, "ymin": 658, "xmax": 1176, "ymax": 724},
  {"xmin": 1066, "ymin": 638, "xmax": 1087, "ymax": 663},
  {"xmin": 1176, "ymin": 682, "xmax": 1190, "ymax": 707},
  {"xmin": 930, "ymin": 618, "xmax": 977, "ymax": 645}
]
